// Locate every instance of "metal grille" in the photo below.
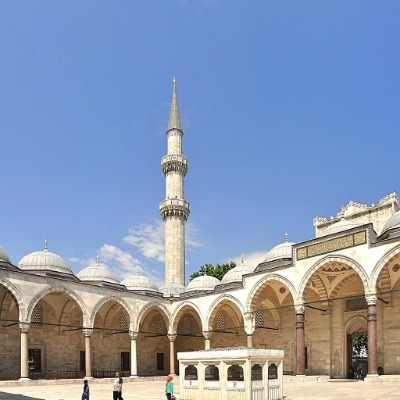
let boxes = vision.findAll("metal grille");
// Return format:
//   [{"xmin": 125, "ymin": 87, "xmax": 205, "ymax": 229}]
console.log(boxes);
[
  {"xmin": 184, "ymin": 365, "xmax": 198, "ymax": 380},
  {"xmin": 216, "ymin": 313, "xmax": 224, "ymax": 330},
  {"xmin": 227, "ymin": 364, "xmax": 244, "ymax": 381},
  {"xmin": 205, "ymin": 365, "xmax": 219, "ymax": 381},
  {"xmin": 120, "ymin": 314, "xmax": 129, "ymax": 330},
  {"xmin": 255, "ymin": 309, "xmax": 264, "ymax": 327},
  {"xmin": 268, "ymin": 363, "xmax": 278, "ymax": 379},
  {"xmin": 32, "ymin": 305, "xmax": 42, "ymax": 323},
  {"xmin": 252, "ymin": 364, "xmax": 262, "ymax": 380},
  {"xmin": 184, "ymin": 317, "xmax": 192, "ymax": 334},
  {"xmin": 156, "ymin": 319, "xmax": 164, "ymax": 334}
]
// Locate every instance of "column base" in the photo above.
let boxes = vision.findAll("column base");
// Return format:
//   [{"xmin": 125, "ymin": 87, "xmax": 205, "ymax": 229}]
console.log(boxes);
[
  {"xmin": 130, "ymin": 375, "xmax": 138, "ymax": 378},
  {"xmin": 18, "ymin": 377, "xmax": 31, "ymax": 382},
  {"xmin": 84, "ymin": 376, "xmax": 94, "ymax": 380}
]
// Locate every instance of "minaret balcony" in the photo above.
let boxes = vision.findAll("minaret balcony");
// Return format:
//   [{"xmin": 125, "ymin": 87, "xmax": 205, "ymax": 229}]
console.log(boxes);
[
  {"xmin": 161, "ymin": 154, "xmax": 188, "ymax": 176},
  {"xmin": 160, "ymin": 198, "xmax": 190, "ymax": 221}
]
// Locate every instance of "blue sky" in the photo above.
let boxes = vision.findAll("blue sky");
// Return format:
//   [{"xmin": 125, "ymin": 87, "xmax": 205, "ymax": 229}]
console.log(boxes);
[{"xmin": 1, "ymin": 1, "xmax": 399, "ymax": 286}]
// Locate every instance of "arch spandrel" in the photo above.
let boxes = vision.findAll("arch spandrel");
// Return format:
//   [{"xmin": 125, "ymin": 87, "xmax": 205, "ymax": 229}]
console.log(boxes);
[
  {"xmin": 370, "ymin": 244, "xmax": 400, "ymax": 293},
  {"xmin": 246, "ymin": 274, "xmax": 296, "ymax": 312},
  {"xmin": 136, "ymin": 301, "xmax": 171, "ymax": 333},
  {"xmin": 0, "ymin": 278, "xmax": 25, "ymax": 321},
  {"xmin": 205, "ymin": 294, "xmax": 245, "ymax": 331},
  {"xmin": 90, "ymin": 296, "xmax": 135, "ymax": 330},
  {"xmin": 25, "ymin": 285, "xmax": 88, "ymax": 323},
  {"xmin": 170, "ymin": 300, "xmax": 203, "ymax": 333},
  {"xmin": 297, "ymin": 255, "xmax": 369, "ymax": 303}
]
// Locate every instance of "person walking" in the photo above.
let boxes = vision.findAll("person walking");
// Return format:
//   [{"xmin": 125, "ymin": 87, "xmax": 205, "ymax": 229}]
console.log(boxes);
[
  {"xmin": 113, "ymin": 371, "xmax": 123, "ymax": 400},
  {"xmin": 165, "ymin": 375, "xmax": 174, "ymax": 400},
  {"xmin": 81, "ymin": 379, "xmax": 90, "ymax": 400}
]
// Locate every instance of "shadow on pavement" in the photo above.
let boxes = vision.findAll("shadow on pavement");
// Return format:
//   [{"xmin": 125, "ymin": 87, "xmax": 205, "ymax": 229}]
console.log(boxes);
[{"xmin": 0, "ymin": 393, "xmax": 44, "ymax": 400}]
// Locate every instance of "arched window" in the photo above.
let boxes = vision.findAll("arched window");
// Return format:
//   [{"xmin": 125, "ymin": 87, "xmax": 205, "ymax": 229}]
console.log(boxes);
[
  {"xmin": 184, "ymin": 365, "xmax": 198, "ymax": 380},
  {"xmin": 32, "ymin": 304, "xmax": 42, "ymax": 323},
  {"xmin": 156, "ymin": 318, "xmax": 165, "ymax": 334},
  {"xmin": 205, "ymin": 365, "xmax": 219, "ymax": 381},
  {"xmin": 268, "ymin": 363, "xmax": 278, "ymax": 379},
  {"xmin": 227, "ymin": 364, "xmax": 244, "ymax": 381},
  {"xmin": 255, "ymin": 309, "xmax": 264, "ymax": 327},
  {"xmin": 216, "ymin": 313, "xmax": 224, "ymax": 330},
  {"xmin": 120, "ymin": 313, "xmax": 129, "ymax": 330},
  {"xmin": 184, "ymin": 317, "xmax": 192, "ymax": 334},
  {"xmin": 252, "ymin": 364, "xmax": 262, "ymax": 380}
]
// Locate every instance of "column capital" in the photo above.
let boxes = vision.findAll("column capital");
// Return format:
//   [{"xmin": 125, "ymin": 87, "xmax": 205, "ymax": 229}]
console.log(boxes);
[
  {"xmin": 129, "ymin": 331, "xmax": 138, "ymax": 340},
  {"xmin": 203, "ymin": 331, "xmax": 213, "ymax": 340},
  {"xmin": 83, "ymin": 328, "xmax": 93, "ymax": 337},
  {"xmin": 19, "ymin": 322, "xmax": 30, "ymax": 334},
  {"xmin": 294, "ymin": 304, "xmax": 305, "ymax": 314},
  {"xmin": 168, "ymin": 333, "xmax": 177, "ymax": 342},
  {"xmin": 366, "ymin": 294, "xmax": 377, "ymax": 306}
]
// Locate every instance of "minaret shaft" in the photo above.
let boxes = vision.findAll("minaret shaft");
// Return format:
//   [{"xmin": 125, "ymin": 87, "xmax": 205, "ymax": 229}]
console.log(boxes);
[{"xmin": 160, "ymin": 78, "xmax": 190, "ymax": 286}]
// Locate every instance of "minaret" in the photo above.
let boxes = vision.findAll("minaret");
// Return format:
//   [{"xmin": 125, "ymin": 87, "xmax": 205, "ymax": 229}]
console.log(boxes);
[{"xmin": 160, "ymin": 77, "xmax": 190, "ymax": 286}]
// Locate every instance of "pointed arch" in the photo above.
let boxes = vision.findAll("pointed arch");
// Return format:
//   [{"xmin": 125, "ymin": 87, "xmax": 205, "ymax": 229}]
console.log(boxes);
[
  {"xmin": 25, "ymin": 285, "xmax": 88, "ymax": 322},
  {"xmin": 205, "ymin": 294, "xmax": 245, "ymax": 331},
  {"xmin": 0, "ymin": 277, "xmax": 25, "ymax": 320},
  {"xmin": 246, "ymin": 274, "xmax": 296, "ymax": 311},
  {"xmin": 297, "ymin": 255, "xmax": 369, "ymax": 303},
  {"xmin": 90, "ymin": 296, "xmax": 135, "ymax": 329},
  {"xmin": 136, "ymin": 301, "xmax": 171, "ymax": 332},
  {"xmin": 170, "ymin": 301, "xmax": 203, "ymax": 333},
  {"xmin": 370, "ymin": 244, "xmax": 400, "ymax": 293},
  {"xmin": 307, "ymin": 275, "xmax": 328, "ymax": 301}
]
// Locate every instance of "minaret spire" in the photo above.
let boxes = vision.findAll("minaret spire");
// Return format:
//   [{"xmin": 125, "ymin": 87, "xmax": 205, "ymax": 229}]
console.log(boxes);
[{"xmin": 160, "ymin": 77, "xmax": 190, "ymax": 286}]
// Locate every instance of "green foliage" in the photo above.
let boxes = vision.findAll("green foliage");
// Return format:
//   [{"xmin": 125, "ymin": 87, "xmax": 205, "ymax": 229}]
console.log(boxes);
[
  {"xmin": 189, "ymin": 261, "xmax": 236, "ymax": 281},
  {"xmin": 352, "ymin": 334, "xmax": 368, "ymax": 358}
]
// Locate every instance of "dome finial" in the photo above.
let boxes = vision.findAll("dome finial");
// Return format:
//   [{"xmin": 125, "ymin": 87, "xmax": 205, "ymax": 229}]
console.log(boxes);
[
  {"xmin": 285, "ymin": 232, "xmax": 288, "ymax": 242},
  {"xmin": 241, "ymin": 254, "xmax": 244, "ymax": 265},
  {"xmin": 135, "ymin": 265, "xmax": 140, "ymax": 275},
  {"xmin": 44, "ymin": 239, "xmax": 48, "ymax": 251},
  {"xmin": 96, "ymin": 254, "xmax": 99, "ymax": 266}
]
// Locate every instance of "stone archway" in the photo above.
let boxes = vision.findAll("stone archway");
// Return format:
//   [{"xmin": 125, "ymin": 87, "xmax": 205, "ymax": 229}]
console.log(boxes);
[{"xmin": 345, "ymin": 316, "xmax": 368, "ymax": 379}]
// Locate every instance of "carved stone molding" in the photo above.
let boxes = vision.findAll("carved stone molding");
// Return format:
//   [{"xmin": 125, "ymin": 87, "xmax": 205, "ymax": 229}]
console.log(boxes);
[
  {"xmin": 168, "ymin": 334, "xmax": 177, "ymax": 342},
  {"xmin": 19, "ymin": 322, "xmax": 30, "ymax": 334},
  {"xmin": 129, "ymin": 331, "xmax": 138, "ymax": 340},
  {"xmin": 365, "ymin": 294, "xmax": 377, "ymax": 306},
  {"xmin": 294, "ymin": 304, "xmax": 305, "ymax": 314},
  {"xmin": 160, "ymin": 199, "xmax": 190, "ymax": 221},
  {"xmin": 82, "ymin": 328, "xmax": 93, "ymax": 337},
  {"xmin": 203, "ymin": 331, "xmax": 213, "ymax": 340},
  {"xmin": 161, "ymin": 155, "xmax": 188, "ymax": 176}
]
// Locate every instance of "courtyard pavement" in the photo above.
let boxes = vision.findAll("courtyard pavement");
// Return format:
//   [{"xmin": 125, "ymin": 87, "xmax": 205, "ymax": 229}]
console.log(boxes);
[{"xmin": 0, "ymin": 378, "xmax": 399, "ymax": 400}]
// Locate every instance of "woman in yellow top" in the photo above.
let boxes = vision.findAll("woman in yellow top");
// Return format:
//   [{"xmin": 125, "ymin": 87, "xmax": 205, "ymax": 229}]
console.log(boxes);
[{"xmin": 165, "ymin": 375, "xmax": 174, "ymax": 400}]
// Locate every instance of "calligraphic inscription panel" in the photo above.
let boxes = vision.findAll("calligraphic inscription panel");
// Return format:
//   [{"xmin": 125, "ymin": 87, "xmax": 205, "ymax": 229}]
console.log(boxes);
[{"xmin": 296, "ymin": 231, "xmax": 367, "ymax": 260}]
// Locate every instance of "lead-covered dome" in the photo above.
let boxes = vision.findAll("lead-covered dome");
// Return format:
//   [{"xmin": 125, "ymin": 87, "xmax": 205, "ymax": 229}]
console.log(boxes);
[
  {"xmin": 0, "ymin": 245, "xmax": 10, "ymax": 263},
  {"xmin": 323, "ymin": 218, "xmax": 361, "ymax": 236},
  {"xmin": 263, "ymin": 241, "xmax": 295, "ymax": 263},
  {"xmin": 220, "ymin": 258, "xmax": 255, "ymax": 284},
  {"xmin": 121, "ymin": 273, "xmax": 158, "ymax": 292},
  {"xmin": 380, "ymin": 210, "xmax": 400, "ymax": 237},
  {"xmin": 18, "ymin": 242, "xmax": 73, "ymax": 275},
  {"xmin": 159, "ymin": 280, "xmax": 186, "ymax": 297},
  {"xmin": 77, "ymin": 258, "xmax": 119, "ymax": 284},
  {"xmin": 186, "ymin": 274, "xmax": 220, "ymax": 292}
]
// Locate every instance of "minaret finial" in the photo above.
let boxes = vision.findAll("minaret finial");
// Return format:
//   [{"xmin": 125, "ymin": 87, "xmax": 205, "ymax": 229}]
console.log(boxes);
[
  {"xmin": 168, "ymin": 76, "xmax": 182, "ymax": 131},
  {"xmin": 96, "ymin": 254, "xmax": 99, "ymax": 266},
  {"xmin": 285, "ymin": 232, "xmax": 288, "ymax": 242},
  {"xmin": 44, "ymin": 239, "xmax": 48, "ymax": 251},
  {"xmin": 241, "ymin": 254, "xmax": 244, "ymax": 265}
]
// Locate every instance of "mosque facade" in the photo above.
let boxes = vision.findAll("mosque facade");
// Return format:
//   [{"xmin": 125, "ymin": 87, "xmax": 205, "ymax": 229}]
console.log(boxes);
[{"xmin": 1, "ymin": 80, "xmax": 400, "ymax": 382}]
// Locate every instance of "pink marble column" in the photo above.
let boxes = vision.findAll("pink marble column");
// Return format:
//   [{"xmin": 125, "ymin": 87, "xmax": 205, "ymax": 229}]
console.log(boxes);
[
  {"xmin": 295, "ymin": 305, "xmax": 305, "ymax": 376},
  {"xmin": 366, "ymin": 295, "xmax": 378, "ymax": 375},
  {"xmin": 168, "ymin": 334, "xmax": 177, "ymax": 375}
]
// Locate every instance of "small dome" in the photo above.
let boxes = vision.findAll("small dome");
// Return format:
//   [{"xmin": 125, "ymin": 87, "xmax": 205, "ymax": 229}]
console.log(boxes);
[
  {"xmin": 77, "ymin": 259, "xmax": 119, "ymax": 284},
  {"xmin": 159, "ymin": 281, "xmax": 186, "ymax": 297},
  {"xmin": 18, "ymin": 243, "xmax": 73, "ymax": 275},
  {"xmin": 186, "ymin": 275, "xmax": 220, "ymax": 292},
  {"xmin": 121, "ymin": 274, "xmax": 158, "ymax": 292},
  {"xmin": 380, "ymin": 210, "xmax": 400, "ymax": 236},
  {"xmin": 323, "ymin": 218, "xmax": 361, "ymax": 236},
  {"xmin": 0, "ymin": 245, "xmax": 11, "ymax": 263},
  {"xmin": 263, "ymin": 241, "xmax": 295, "ymax": 263},
  {"xmin": 220, "ymin": 259, "xmax": 255, "ymax": 284}
]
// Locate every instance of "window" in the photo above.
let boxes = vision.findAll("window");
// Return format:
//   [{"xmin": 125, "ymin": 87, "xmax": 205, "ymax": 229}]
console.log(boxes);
[
  {"xmin": 227, "ymin": 365, "xmax": 244, "ymax": 381},
  {"xmin": 252, "ymin": 364, "xmax": 262, "ymax": 381},
  {"xmin": 32, "ymin": 305, "xmax": 42, "ymax": 323},
  {"xmin": 216, "ymin": 313, "xmax": 224, "ymax": 330},
  {"xmin": 156, "ymin": 319, "xmax": 164, "ymax": 334},
  {"xmin": 184, "ymin": 317, "xmax": 192, "ymax": 334},
  {"xmin": 268, "ymin": 363, "xmax": 278, "ymax": 379},
  {"xmin": 205, "ymin": 365, "xmax": 219, "ymax": 381},
  {"xmin": 184, "ymin": 365, "xmax": 198, "ymax": 380},
  {"xmin": 120, "ymin": 314, "xmax": 129, "ymax": 331},
  {"xmin": 255, "ymin": 309, "xmax": 264, "ymax": 327}
]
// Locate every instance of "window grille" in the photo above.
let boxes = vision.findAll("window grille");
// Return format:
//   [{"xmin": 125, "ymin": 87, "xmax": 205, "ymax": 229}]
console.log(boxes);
[
  {"xmin": 120, "ymin": 313, "xmax": 129, "ymax": 330},
  {"xmin": 216, "ymin": 313, "xmax": 224, "ymax": 330},
  {"xmin": 32, "ymin": 305, "xmax": 42, "ymax": 323},
  {"xmin": 156, "ymin": 319, "xmax": 164, "ymax": 334},
  {"xmin": 205, "ymin": 365, "xmax": 219, "ymax": 381},
  {"xmin": 227, "ymin": 364, "xmax": 244, "ymax": 381},
  {"xmin": 255, "ymin": 309, "xmax": 264, "ymax": 327},
  {"xmin": 184, "ymin": 317, "xmax": 192, "ymax": 334},
  {"xmin": 268, "ymin": 363, "xmax": 278, "ymax": 379},
  {"xmin": 252, "ymin": 364, "xmax": 262, "ymax": 380},
  {"xmin": 184, "ymin": 365, "xmax": 198, "ymax": 380}
]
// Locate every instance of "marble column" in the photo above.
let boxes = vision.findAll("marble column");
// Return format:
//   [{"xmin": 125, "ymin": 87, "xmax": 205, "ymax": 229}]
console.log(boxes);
[
  {"xmin": 19, "ymin": 322, "xmax": 30, "ymax": 381},
  {"xmin": 203, "ymin": 331, "xmax": 212, "ymax": 350},
  {"xmin": 245, "ymin": 312, "xmax": 255, "ymax": 348},
  {"xmin": 130, "ymin": 332, "xmax": 138, "ymax": 377},
  {"xmin": 366, "ymin": 295, "xmax": 378, "ymax": 376},
  {"xmin": 168, "ymin": 334, "xmax": 177, "ymax": 375},
  {"xmin": 83, "ymin": 329, "xmax": 93, "ymax": 378},
  {"xmin": 295, "ymin": 305, "xmax": 306, "ymax": 376}
]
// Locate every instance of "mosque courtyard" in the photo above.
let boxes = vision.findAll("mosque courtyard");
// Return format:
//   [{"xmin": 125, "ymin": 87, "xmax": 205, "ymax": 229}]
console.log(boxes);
[{"xmin": 0, "ymin": 378, "xmax": 398, "ymax": 400}]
